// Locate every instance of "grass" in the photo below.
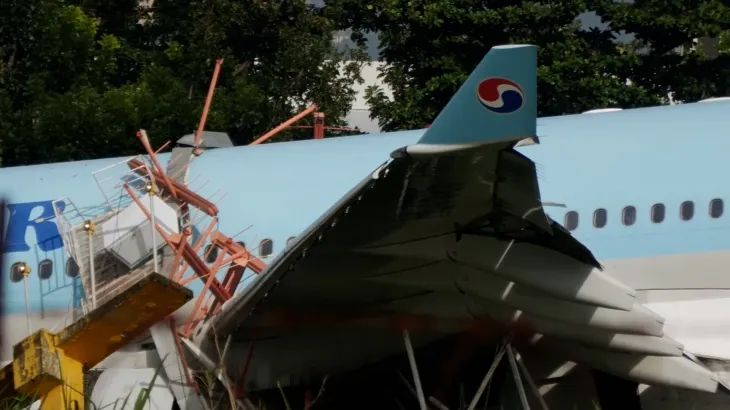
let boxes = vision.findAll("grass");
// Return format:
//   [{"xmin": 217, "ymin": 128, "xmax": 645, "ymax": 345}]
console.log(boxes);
[
  {"xmin": 0, "ymin": 372, "xmax": 328, "ymax": 410},
  {"xmin": 0, "ymin": 346, "xmax": 328, "ymax": 410},
  {"xmin": 0, "ymin": 364, "xmax": 603, "ymax": 410},
  {"xmin": 0, "ymin": 322, "xmax": 328, "ymax": 410},
  {"xmin": 0, "ymin": 333, "xmax": 600, "ymax": 410},
  {"xmin": 0, "ymin": 356, "xmax": 168, "ymax": 410}
]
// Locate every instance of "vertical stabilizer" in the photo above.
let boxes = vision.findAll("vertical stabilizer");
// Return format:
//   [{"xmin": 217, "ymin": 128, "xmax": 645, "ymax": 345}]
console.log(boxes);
[{"xmin": 418, "ymin": 44, "xmax": 537, "ymax": 146}]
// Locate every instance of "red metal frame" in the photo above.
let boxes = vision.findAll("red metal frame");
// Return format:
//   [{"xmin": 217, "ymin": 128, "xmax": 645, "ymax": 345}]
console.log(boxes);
[
  {"xmin": 249, "ymin": 104, "xmax": 318, "ymax": 145},
  {"xmin": 249, "ymin": 107, "xmax": 360, "ymax": 144},
  {"xmin": 113, "ymin": 56, "xmax": 359, "ymax": 390},
  {"xmin": 123, "ymin": 137, "xmax": 269, "ymax": 338},
  {"xmin": 285, "ymin": 112, "xmax": 361, "ymax": 138},
  {"xmin": 313, "ymin": 112, "xmax": 325, "ymax": 139},
  {"xmin": 168, "ymin": 317, "xmax": 200, "ymax": 391},
  {"xmin": 194, "ymin": 58, "xmax": 224, "ymax": 156}
]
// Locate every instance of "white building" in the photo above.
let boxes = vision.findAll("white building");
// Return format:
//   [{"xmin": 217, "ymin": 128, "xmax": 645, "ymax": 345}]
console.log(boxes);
[{"xmin": 342, "ymin": 61, "xmax": 391, "ymax": 134}]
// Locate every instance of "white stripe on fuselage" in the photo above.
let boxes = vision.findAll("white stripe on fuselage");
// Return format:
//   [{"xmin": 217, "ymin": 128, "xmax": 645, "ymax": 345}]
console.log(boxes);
[
  {"xmin": 605, "ymin": 249, "xmax": 730, "ymax": 360},
  {"xmin": 3, "ymin": 250, "xmax": 730, "ymax": 363}
]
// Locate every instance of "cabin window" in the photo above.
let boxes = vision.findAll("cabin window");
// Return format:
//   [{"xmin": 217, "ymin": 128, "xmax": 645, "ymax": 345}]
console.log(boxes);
[
  {"xmin": 204, "ymin": 244, "xmax": 219, "ymax": 264},
  {"xmin": 9, "ymin": 263, "xmax": 25, "ymax": 283},
  {"xmin": 622, "ymin": 206, "xmax": 636, "ymax": 226},
  {"xmin": 38, "ymin": 259, "xmax": 53, "ymax": 280},
  {"xmin": 564, "ymin": 211, "xmax": 578, "ymax": 231},
  {"xmin": 593, "ymin": 209, "xmax": 607, "ymax": 228},
  {"xmin": 680, "ymin": 201, "xmax": 695, "ymax": 221},
  {"xmin": 259, "ymin": 239, "xmax": 273, "ymax": 257},
  {"xmin": 65, "ymin": 258, "xmax": 79, "ymax": 277},
  {"xmin": 286, "ymin": 236, "xmax": 296, "ymax": 246},
  {"xmin": 710, "ymin": 198, "xmax": 724, "ymax": 219},
  {"xmin": 651, "ymin": 203, "xmax": 665, "ymax": 223}
]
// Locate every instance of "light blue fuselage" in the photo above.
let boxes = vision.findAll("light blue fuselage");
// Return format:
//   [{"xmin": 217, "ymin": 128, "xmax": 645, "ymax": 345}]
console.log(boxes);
[{"xmin": 2, "ymin": 101, "xmax": 729, "ymax": 319}]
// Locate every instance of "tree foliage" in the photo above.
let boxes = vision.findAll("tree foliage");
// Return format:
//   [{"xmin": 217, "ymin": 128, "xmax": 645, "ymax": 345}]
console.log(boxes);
[
  {"xmin": 0, "ymin": 0, "xmax": 366, "ymax": 166},
  {"xmin": 3, "ymin": 0, "xmax": 729, "ymax": 165},
  {"xmin": 328, "ymin": 0, "xmax": 730, "ymax": 131},
  {"xmin": 595, "ymin": 0, "xmax": 730, "ymax": 103}
]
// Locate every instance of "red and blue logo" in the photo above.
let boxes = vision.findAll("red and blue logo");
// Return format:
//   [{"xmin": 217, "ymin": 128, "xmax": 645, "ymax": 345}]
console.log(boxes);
[{"xmin": 477, "ymin": 78, "xmax": 526, "ymax": 114}]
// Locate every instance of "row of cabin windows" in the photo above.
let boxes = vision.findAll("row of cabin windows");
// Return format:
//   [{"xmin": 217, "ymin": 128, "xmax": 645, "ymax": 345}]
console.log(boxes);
[
  {"xmin": 9, "ymin": 258, "xmax": 79, "ymax": 283},
  {"xmin": 563, "ymin": 199, "xmax": 725, "ymax": 231},
  {"xmin": 202, "ymin": 237, "xmax": 297, "ymax": 263},
  {"xmin": 9, "ymin": 236, "xmax": 300, "ymax": 283}
]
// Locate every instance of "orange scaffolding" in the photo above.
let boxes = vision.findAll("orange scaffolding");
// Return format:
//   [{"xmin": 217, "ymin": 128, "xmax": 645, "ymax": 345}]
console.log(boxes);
[
  {"xmin": 115, "ymin": 56, "xmax": 359, "ymax": 382},
  {"xmin": 125, "ymin": 130, "xmax": 267, "ymax": 339}
]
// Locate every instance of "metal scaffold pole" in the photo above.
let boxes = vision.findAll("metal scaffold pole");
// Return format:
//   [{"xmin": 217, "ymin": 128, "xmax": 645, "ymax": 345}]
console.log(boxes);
[
  {"xmin": 147, "ymin": 181, "xmax": 159, "ymax": 272},
  {"xmin": 513, "ymin": 348, "xmax": 550, "ymax": 410},
  {"xmin": 403, "ymin": 329, "xmax": 427, "ymax": 410},
  {"xmin": 84, "ymin": 220, "xmax": 97, "ymax": 309},
  {"xmin": 467, "ymin": 337, "xmax": 510, "ymax": 410},
  {"xmin": 21, "ymin": 263, "xmax": 32, "ymax": 335},
  {"xmin": 507, "ymin": 344, "xmax": 531, "ymax": 410}
]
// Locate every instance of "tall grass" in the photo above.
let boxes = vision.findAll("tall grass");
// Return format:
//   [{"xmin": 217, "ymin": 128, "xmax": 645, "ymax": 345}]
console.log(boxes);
[
  {"xmin": 0, "ymin": 352, "xmax": 328, "ymax": 410},
  {"xmin": 0, "ymin": 355, "xmax": 169, "ymax": 410}
]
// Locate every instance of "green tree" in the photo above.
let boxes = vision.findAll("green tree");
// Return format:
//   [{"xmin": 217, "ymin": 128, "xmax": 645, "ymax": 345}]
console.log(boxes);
[
  {"xmin": 1, "ymin": 0, "xmax": 365, "ymax": 166},
  {"xmin": 328, "ymin": 0, "xmax": 729, "ymax": 131},
  {"xmin": 0, "ymin": 1, "xmax": 133, "ymax": 164},
  {"xmin": 593, "ymin": 0, "xmax": 730, "ymax": 103},
  {"xmin": 146, "ymin": 0, "xmax": 367, "ymax": 144}
]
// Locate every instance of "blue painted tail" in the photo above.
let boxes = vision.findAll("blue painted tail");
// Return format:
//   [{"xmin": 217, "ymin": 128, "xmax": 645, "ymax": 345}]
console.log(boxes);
[{"xmin": 418, "ymin": 44, "xmax": 537, "ymax": 146}]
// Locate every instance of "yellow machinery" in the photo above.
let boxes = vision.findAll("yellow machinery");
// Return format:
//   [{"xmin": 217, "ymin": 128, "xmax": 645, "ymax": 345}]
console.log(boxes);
[{"xmin": 0, "ymin": 273, "xmax": 192, "ymax": 409}]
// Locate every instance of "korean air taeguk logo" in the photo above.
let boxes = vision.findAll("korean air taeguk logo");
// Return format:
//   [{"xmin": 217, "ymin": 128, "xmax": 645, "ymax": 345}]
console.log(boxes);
[{"xmin": 477, "ymin": 77, "xmax": 526, "ymax": 114}]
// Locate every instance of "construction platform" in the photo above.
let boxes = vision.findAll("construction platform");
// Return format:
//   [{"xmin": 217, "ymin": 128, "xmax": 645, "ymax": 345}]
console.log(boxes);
[
  {"xmin": 0, "ymin": 272, "xmax": 192, "ymax": 409},
  {"xmin": 0, "ymin": 62, "xmax": 332, "ymax": 409}
]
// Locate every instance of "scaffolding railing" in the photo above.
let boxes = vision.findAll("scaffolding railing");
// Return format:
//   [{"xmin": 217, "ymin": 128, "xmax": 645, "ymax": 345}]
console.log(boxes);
[
  {"xmin": 49, "ymin": 305, "xmax": 86, "ymax": 333},
  {"xmin": 52, "ymin": 155, "xmax": 181, "ymax": 312},
  {"xmin": 22, "ymin": 58, "xmax": 275, "ymax": 405},
  {"xmin": 49, "ymin": 127, "xmax": 265, "ymax": 343},
  {"xmin": 120, "ymin": 130, "xmax": 267, "ymax": 337}
]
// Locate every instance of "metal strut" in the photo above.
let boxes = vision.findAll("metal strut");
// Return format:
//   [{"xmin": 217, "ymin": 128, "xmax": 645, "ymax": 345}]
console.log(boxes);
[
  {"xmin": 467, "ymin": 337, "xmax": 511, "ymax": 410},
  {"xmin": 403, "ymin": 329, "xmax": 427, "ymax": 410},
  {"xmin": 513, "ymin": 347, "xmax": 550, "ymax": 410},
  {"xmin": 508, "ymin": 344, "xmax": 531, "ymax": 410},
  {"xmin": 126, "ymin": 129, "xmax": 268, "ymax": 339}
]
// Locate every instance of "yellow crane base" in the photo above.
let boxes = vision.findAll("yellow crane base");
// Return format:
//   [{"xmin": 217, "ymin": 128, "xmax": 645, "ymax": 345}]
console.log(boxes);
[{"xmin": 0, "ymin": 272, "xmax": 193, "ymax": 409}]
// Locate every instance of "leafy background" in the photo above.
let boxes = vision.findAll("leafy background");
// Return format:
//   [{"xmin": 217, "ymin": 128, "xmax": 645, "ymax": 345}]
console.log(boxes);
[{"xmin": 1, "ymin": 0, "xmax": 729, "ymax": 165}]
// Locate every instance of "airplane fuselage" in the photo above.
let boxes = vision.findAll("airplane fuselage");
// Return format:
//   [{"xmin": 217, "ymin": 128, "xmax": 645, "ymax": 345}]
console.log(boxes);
[{"xmin": 2, "ymin": 100, "xmax": 730, "ymax": 361}]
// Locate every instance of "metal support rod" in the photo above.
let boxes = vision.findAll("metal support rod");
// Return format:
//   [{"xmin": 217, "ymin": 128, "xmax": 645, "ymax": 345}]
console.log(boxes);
[
  {"xmin": 136, "ymin": 130, "xmax": 178, "ymax": 199},
  {"xmin": 194, "ymin": 58, "xmax": 224, "ymax": 150},
  {"xmin": 403, "ymin": 329, "xmax": 427, "ymax": 410},
  {"xmin": 249, "ymin": 104, "xmax": 318, "ymax": 145},
  {"xmin": 507, "ymin": 344, "xmax": 531, "ymax": 410},
  {"xmin": 428, "ymin": 396, "xmax": 451, "ymax": 410},
  {"xmin": 0, "ymin": 198, "xmax": 4, "ymax": 352},
  {"xmin": 149, "ymin": 190, "xmax": 159, "ymax": 272},
  {"xmin": 467, "ymin": 339, "xmax": 510, "ymax": 410},
  {"xmin": 495, "ymin": 239, "xmax": 515, "ymax": 272},
  {"xmin": 88, "ymin": 231, "xmax": 97, "ymax": 309},
  {"xmin": 514, "ymin": 349, "xmax": 550, "ymax": 410},
  {"xmin": 23, "ymin": 276, "xmax": 31, "ymax": 336}
]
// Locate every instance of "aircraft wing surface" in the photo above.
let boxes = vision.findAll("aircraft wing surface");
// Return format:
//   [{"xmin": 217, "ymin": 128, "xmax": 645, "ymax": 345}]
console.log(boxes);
[{"xmin": 196, "ymin": 45, "xmax": 719, "ymax": 393}]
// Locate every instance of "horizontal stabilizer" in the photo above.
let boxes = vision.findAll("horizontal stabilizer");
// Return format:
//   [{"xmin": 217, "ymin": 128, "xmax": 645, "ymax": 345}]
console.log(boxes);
[
  {"xmin": 359, "ymin": 234, "xmax": 635, "ymax": 310},
  {"xmin": 467, "ymin": 297, "xmax": 681, "ymax": 356},
  {"xmin": 536, "ymin": 338, "xmax": 719, "ymax": 393},
  {"xmin": 364, "ymin": 260, "xmax": 664, "ymax": 336},
  {"xmin": 418, "ymin": 45, "xmax": 537, "ymax": 146},
  {"xmin": 456, "ymin": 271, "xmax": 664, "ymax": 336},
  {"xmin": 450, "ymin": 236, "xmax": 636, "ymax": 311}
]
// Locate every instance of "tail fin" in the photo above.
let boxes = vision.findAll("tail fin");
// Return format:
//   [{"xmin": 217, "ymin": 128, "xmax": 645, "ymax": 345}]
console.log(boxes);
[{"xmin": 417, "ymin": 44, "xmax": 537, "ymax": 146}]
